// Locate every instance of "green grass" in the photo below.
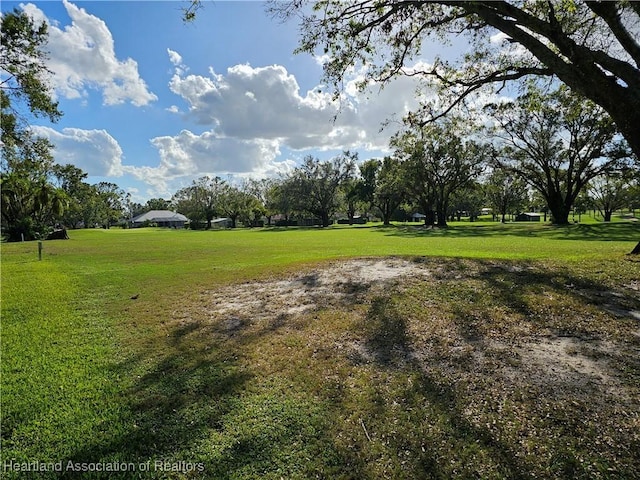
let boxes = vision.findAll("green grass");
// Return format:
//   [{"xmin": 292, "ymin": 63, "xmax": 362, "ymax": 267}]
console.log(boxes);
[{"xmin": 2, "ymin": 222, "xmax": 639, "ymax": 479}]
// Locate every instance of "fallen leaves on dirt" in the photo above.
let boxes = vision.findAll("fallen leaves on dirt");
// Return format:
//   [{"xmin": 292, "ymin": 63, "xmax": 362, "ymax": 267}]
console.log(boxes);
[{"xmin": 181, "ymin": 256, "xmax": 639, "ymax": 478}]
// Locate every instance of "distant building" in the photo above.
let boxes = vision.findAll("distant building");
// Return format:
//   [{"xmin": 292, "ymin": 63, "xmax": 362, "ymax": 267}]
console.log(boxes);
[
  {"xmin": 515, "ymin": 212, "xmax": 541, "ymax": 222},
  {"xmin": 337, "ymin": 215, "xmax": 368, "ymax": 225},
  {"xmin": 131, "ymin": 210, "xmax": 189, "ymax": 228},
  {"xmin": 210, "ymin": 217, "xmax": 233, "ymax": 228}
]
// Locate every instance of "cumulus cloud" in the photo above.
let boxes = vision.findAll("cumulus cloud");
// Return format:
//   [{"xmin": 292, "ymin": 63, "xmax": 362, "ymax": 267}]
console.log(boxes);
[
  {"xmin": 141, "ymin": 57, "xmax": 435, "ymax": 194},
  {"xmin": 32, "ymin": 126, "xmax": 124, "ymax": 176},
  {"xmin": 122, "ymin": 129, "xmax": 294, "ymax": 196},
  {"xmin": 167, "ymin": 60, "xmax": 426, "ymax": 153},
  {"xmin": 169, "ymin": 64, "xmax": 338, "ymax": 144},
  {"xmin": 151, "ymin": 129, "xmax": 282, "ymax": 174},
  {"xmin": 20, "ymin": 0, "xmax": 157, "ymax": 106},
  {"xmin": 167, "ymin": 48, "xmax": 188, "ymax": 76}
]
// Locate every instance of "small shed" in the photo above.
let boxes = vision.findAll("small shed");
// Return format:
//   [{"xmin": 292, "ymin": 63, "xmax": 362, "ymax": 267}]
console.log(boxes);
[
  {"xmin": 515, "ymin": 212, "xmax": 541, "ymax": 222},
  {"xmin": 211, "ymin": 217, "xmax": 233, "ymax": 228},
  {"xmin": 131, "ymin": 210, "xmax": 189, "ymax": 228},
  {"xmin": 411, "ymin": 213, "xmax": 426, "ymax": 222}
]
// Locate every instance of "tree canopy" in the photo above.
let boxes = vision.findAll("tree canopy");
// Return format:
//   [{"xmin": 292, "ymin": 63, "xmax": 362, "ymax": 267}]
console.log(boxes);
[
  {"xmin": 284, "ymin": 153, "xmax": 357, "ymax": 227},
  {"xmin": 1, "ymin": 9, "xmax": 65, "ymax": 240},
  {"xmin": 358, "ymin": 157, "xmax": 405, "ymax": 225},
  {"xmin": 393, "ymin": 119, "xmax": 487, "ymax": 227},
  {"xmin": 172, "ymin": 176, "xmax": 226, "ymax": 229},
  {"xmin": 269, "ymin": 0, "xmax": 640, "ymax": 159}
]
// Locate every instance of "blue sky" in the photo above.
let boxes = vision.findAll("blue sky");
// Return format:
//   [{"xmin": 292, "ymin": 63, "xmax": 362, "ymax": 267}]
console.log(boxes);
[{"xmin": 4, "ymin": 0, "xmax": 472, "ymax": 202}]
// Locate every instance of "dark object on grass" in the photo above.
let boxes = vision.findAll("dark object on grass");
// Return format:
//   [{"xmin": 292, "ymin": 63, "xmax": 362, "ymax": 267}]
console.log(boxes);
[
  {"xmin": 629, "ymin": 241, "xmax": 640, "ymax": 255},
  {"xmin": 47, "ymin": 228, "xmax": 69, "ymax": 240},
  {"xmin": 130, "ymin": 294, "xmax": 139, "ymax": 300}
]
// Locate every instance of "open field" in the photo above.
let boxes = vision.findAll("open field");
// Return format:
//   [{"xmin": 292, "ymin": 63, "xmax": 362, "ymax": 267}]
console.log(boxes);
[{"xmin": 2, "ymin": 222, "xmax": 639, "ymax": 479}]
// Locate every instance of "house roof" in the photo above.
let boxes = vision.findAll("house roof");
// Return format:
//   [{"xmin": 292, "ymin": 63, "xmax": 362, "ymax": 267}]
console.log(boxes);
[{"xmin": 131, "ymin": 210, "xmax": 189, "ymax": 223}]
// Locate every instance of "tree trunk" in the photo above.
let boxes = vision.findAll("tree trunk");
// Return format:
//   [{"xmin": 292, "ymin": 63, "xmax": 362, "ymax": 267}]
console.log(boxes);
[
  {"xmin": 347, "ymin": 206, "xmax": 355, "ymax": 225},
  {"xmin": 436, "ymin": 210, "xmax": 448, "ymax": 227},
  {"xmin": 321, "ymin": 212, "xmax": 330, "ymax": 227},
  {"xmin": 548, "ymin": 199, "xmax": 571, "ymax": 225},
  {"xmin": 425, "ymin": 210, "xmax": 436, "ymax": 226},
  {"xmin": 603, "ymin": 210, "xmax": 612, "ymax": 222}
]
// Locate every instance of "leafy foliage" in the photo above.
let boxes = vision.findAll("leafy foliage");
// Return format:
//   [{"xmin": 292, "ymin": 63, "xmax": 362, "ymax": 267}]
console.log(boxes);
[
  {"xmin": 485, "ymin": 169, "xmax": 529, "ymax": 223},
  {"xmin": 358, "ymin": 157, "xmax": 405, "ymax": 225},
  {"xmin": 588, "ymin": 172, "xmax": 633, "ymax": 222},
  {"xmin": 172, "ymin": 176, "xmax": 226, "ymax": 229},
  {"xmin": 270, "ymin": 0, "xmax": 640, "ymax": 157},
  {"xmin": 487, "ymin": 85, "xmax": 629, "ymax": 224},
  {"xmin": 393, "ymin": 119, "xmax": 487, "ymax": 227},
  {"xmin": 284, "ymin": 152, "xmax": 357, "ymax": 227},
  {"xmin": 0, "ymin": 9, "xmax": 65, "ymax": 241},
  {"xmin": 219, "ymin": 184, "xmax": 259, "ymax": 228},
  {"xmin": 0, "ymin": 9, "xmax": 60, "ymax": 128}
]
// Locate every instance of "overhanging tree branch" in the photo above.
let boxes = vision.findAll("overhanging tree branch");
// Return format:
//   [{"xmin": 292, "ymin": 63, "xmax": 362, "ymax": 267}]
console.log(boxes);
[{"xmin": 585, "ymin": 0, "xmax": 640, "ymax": 68}]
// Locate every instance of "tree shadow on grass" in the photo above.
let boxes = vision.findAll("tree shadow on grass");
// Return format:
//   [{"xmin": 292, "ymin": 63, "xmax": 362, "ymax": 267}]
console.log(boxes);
[
  {"xmin": 347, "ymin": 295, "xmax": 534, "ymax": 479},
  {"xmin": 379, "ymin": 222, "xmax": 640, "ymax": 242},
  {"xmin": 342, "ymin": 257, "xmax": 640, "ymax": 478},
  {"xmin": 63, "ymin": 256, "xmax": 639, "ymax": 479},
  {"xmin": 64, "ymin": 321, "xmax": 252, "ymax": 479},
  {"xmin": 65, "ymin": 318, "xmax": 346, "ymax": 479}
]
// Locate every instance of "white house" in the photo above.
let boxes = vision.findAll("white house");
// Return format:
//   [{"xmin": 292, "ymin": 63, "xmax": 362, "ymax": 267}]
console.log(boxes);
[{"xmin": 131, "ymin": 210, "xmax": 189, "ymax": 228}]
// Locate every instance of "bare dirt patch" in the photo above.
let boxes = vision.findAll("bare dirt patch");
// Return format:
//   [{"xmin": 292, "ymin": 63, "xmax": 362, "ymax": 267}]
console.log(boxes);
[
  {"xmin": 506, "ymin": 336, "xmax": 629, "ymax": 399},
  {"xmin": 196, "ymin": 256, "xmax": 638, "ymax": 400},
  {"xmin": 201, "ymin": 257, "xmax": 430, "ymax": 328},
  {"xmin": 185, "ymin": 256, "xmax": 639, "ymax": 476}
]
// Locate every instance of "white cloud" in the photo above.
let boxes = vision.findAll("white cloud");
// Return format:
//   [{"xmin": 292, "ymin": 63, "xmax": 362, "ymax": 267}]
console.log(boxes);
[
  {"xmin": 167, "ymin": 48, "xmax": 183, "ymax": 67},
  {"xmin": 168, "ymin": 61, "xmax": 425, "ymax": 153},
  {"xmin": 169, "ymin": 63, "xmax": 337, "ymax": 144},
  {"xmin": 150, "ymin": 129, "xmax": 282, "ymax": 174},
  {"xmin": 144, "ymin": 58, "xmax": 436, "ymax": 194},
  {"xmin": 167, "ymin": 48, "xmax": 188, "ymax": 76},
  {"xmin": 20, "ymin": 0, "xmax": 157, "ymax": 106},
  {"xmin": 32, "ymin": 126, "xmax": 124, "ymax": 176},
  {"xmin": 313, "ymin": 53, "xmax": 332, "ymax": 66},
  {"xmin": 122, "ymin": 130, "xmax": 294, "ymax": 196},
  {"xmin": 490, "ymin": 31, "xmax": 510, "ymax": 44}
]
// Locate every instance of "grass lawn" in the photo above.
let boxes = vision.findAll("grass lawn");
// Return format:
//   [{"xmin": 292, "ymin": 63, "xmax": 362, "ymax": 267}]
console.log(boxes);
[{"xmin": 2, "ymin": 222, "xmax": 639, "ymax": 479}]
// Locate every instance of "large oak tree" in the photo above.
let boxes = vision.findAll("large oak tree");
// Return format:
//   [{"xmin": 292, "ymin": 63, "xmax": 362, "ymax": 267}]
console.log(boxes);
[
  {"xmin": 267, "ymin": 0, "xmax": 640, "ymax": 159},
  {"xmin": 358, "ymin": 157, "xmax": 406, "ymax": 225},
  {"xmin": 487, "ymin": 85, "xmax": 627, "ymax": 225},
  {"xmin": 172, "ymin": 176, "xmax": 226, "ymax": 229},
  {"xmin": 393, "ymin": 119, "xmax": 487, "ymax": 227},
  {"xmin": 285, "ymin": 152, "xmax": 357, "ymax": 227}
]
